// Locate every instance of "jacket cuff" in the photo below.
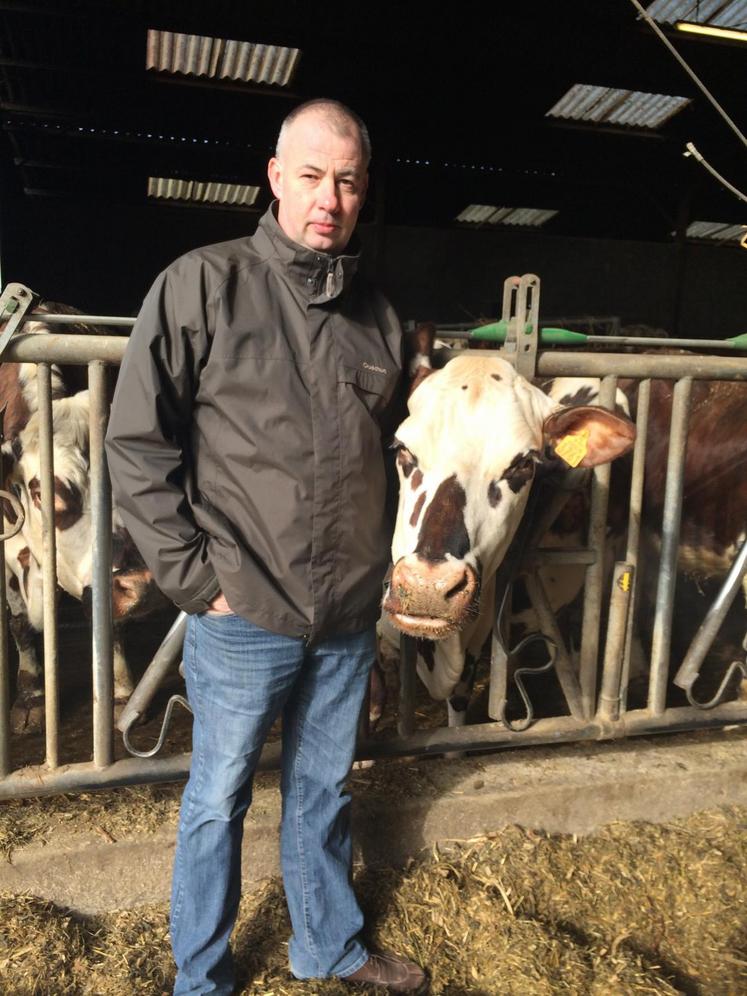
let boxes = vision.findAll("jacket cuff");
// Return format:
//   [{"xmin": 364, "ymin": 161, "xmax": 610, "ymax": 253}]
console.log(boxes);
[{"xmin": 174, "ymin": 574, "xmax": 222, "ymax": 614}]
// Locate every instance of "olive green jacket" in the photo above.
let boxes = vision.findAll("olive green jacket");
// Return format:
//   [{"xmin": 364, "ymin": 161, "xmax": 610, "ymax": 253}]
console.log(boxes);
[{"xmin": 105, "ymin": 206, "xmax": 403, "ymax": 640}]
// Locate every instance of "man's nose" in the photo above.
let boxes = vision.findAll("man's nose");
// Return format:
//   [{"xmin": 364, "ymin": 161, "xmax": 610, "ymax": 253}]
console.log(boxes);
[{"xmin": 318, "ymin": 177, "xmax": 339, "ymax": 212}]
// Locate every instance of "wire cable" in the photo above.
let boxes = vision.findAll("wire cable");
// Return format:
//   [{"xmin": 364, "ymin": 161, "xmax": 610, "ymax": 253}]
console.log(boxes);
[
  {"xmin": 684, "ymin": 142, "xmax": 747, "ymax": 203},
  {"xmin": 627, "ymin": 0, "xmax": 747, "ymax": 150}
]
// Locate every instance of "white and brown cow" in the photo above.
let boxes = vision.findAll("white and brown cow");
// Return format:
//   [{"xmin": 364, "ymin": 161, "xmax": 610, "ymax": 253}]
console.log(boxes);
[
  {"xmin": 381, "ymin": 353, "xmax": 635, "ymax": 706},
  {"xmin": 1, "ymin": 304, "xmax": 164, "ymax": 733}
]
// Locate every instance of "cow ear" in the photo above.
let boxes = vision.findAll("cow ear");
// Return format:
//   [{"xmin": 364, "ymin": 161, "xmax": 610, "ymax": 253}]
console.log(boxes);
[
  {"xmin": 543, "ymin": 405, "xmax": 635, "ymax": 468},
  {"xmin": 405, "ymin": 321, "xmax": 436, "ymax": 376}
]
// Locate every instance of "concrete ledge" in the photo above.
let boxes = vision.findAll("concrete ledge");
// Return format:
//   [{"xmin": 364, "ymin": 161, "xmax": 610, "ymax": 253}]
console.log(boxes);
[{"xmin": 2, "ymin": 727, "xmax": 746, "ymax": 913}]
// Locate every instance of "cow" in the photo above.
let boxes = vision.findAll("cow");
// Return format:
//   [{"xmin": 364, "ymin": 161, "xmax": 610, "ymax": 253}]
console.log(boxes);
[
  {"xmin": 620, "ymin": 371, "xmax": 747, "ymax": 700},
  {"xmin": 380, "ymin": 351, "xmax": 636, "ymax": 714},
  {"xmin": 1, "ymin": 303, "xmax": 165, "ymax": 734}
]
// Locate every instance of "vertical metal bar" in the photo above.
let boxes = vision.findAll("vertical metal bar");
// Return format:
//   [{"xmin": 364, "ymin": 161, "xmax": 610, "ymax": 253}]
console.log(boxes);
[
  {"xmin": 649, "ymin": 376, "xmax": 692, "ymax": 715},
  {"xmin": 89, "ymin": 361, "xmax": 113, "ymax": 768},
  {"xmin": 398, "ymin": 635, "xmax": 416, "ymax": 736},
  {"xmin": 0, "ymin": 445, "xmax": 9, "ymax": 778},
  {"xmin": 597, "ymin": 562, "xmax": 634, "ymax": 721},
  {"xmin": 37, "ymin": 362, "xmax": 59, "ymax": 769},
  {"xmin": 524, "ymin": 572, "xmax": 584, "ymax": 718},
  {"xmin": 578, "ymin": 375, "xmax": 617, "ymax": 717},
  {"xmin": 620, "ymin": 378, "xmax": 651, "ymax": 711}
]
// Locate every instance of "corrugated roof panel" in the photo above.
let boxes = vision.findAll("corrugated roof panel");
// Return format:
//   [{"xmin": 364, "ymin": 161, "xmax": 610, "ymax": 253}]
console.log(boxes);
[
  {"xmin": 712, "ymin": 0, "xmax": 747, "ymax": 26},
  {"xmin": 547, "ymin": 84, "xmax": 690, "ymax": 129},
  {"xmin": 686, "ymin": 220, "xmax": 746, "ymax": 241},
  {"xmin": 645, "ymin": 0, "xmax": 747, "ymax": 24},
  {"xmin": 145, "ymin": 29, "xmax": 300, "ymax": 87},
  {"xmin": 455, "ymin": 205, "xmax": 557, "ymax": 227},
  {"xmin": 148, "ymin": 176, "xmax": 260, "ymax": 207}
]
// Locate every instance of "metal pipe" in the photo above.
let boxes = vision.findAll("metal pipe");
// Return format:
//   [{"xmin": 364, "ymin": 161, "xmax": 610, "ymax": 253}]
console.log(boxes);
[
  {"xmin": 0, "ymin": 450, "xmax": 9, "ymax": 778},
  {"xmin": 523, "ymin": 571, "xmax": 584, "ymax": 719},
  {"xmin": 598, "ymin": 563, "xmax": 635, "ymax": 721},
  {"xmin": 674, "ymin": 537, "xmax": 747, "ymax": 692},
  {"xmin": 621, "ymin": 379, "xmax": 651, "ymax": 711},
  {"xmin": 649, "ymin": 377, "xmax": 693, "ymax": 715},
  {"xmin": 2, "ymin": 334, "xmax": 127, "ymax": 364},
  {"xmin": 88, "ymin": 361, "xmax": 113, "ymax": 768},
  {"xmin": 22, "ymin": 313, "xmax": 135, "ymax": 328},
  {"xmin": 578, "ymin": 376, "xmax": 618, "ymax": 717},
  {"xmin": 536, "ymin": 351, "xmax": 747, "ymax": 381},
  {"xmin": 1, "ymin": 340, "xmax": 745, "ymax": 382},
  {"xmin": 398, "ymin": 635, "xmax": 417, "ymax": 737},
  {"xmin": 2, "ymin": 701, "xmax": 747, "ymax": 799},
  {"xmin": 37, "ymin": 363, "xmax": 60, "ymax": 769},
  {"xmin": 116, "ymin": 612, "xmax": 188, "ymax": 733}
]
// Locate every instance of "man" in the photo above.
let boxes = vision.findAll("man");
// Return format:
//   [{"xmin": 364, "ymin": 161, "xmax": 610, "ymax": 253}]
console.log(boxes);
[{"xmin": 105, "ymin": 100, "xmax": 426, "ymax": 994}]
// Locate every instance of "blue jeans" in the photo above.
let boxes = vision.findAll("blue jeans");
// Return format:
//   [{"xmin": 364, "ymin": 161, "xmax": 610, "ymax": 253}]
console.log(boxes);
[{"xmin": 171, "ymin": 613, "xmax": 376, "ymax": 995}]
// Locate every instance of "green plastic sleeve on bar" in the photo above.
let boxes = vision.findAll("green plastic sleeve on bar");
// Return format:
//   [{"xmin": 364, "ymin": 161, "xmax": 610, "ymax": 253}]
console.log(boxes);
[
  {"xmin": 726, "ymin": 333, "xmax": 747, "ymax": 349},
  {"xmin": 469, "ymin": 323, "xmax": 589, "ymax": 345}
]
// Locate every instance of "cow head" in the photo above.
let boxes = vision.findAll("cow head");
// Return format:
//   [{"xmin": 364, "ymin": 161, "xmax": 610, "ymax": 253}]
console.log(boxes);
[
  {"xmin": 7, "ymin": 390, "xmax": 164, "ymax": 621},
  {"xmin": 382, "ymin": 355, "xmax": 635, "ymax": 640}
]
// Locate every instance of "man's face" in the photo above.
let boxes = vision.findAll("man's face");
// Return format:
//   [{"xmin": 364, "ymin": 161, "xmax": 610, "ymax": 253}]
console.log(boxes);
[{"xmin": 267, "ymin": 112, "xmax": 368, "ymax": 254}]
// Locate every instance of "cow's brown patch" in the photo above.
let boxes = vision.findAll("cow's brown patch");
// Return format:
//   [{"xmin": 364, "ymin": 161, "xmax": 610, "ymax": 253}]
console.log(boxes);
[
  {"xmin": 409, "ymin": 491, "xmax": 426, "ymax": 527},
  {"xmin": 0, "ymin": 365, "xmax": 32, "ymax": 441},
  {"xmin": 491, "ymin": 373, "xmax": 502, "ymax": 382},
  {"xmin": 500, "ymin": 452, "xmax": 537, "ymax": 494},
  {"xmin": 28, "ymin": 475, "xmax": 84, "ymax": 529},
  {"xmin": 397, "ymin": 446, "xmax": 418, "ymax": 479},
  {"xmin": 415, "ymin": 474, "xmax": 470, "ymax": 562},
  {"xmin": 411, "ymin": 469, "xmax": 423, "ymax": 490},
  {"xmin": 559, "ymin": 385, "xmax": 595, "ymax": 407},
  {"xmin": 488, "ymin": 480, "xmax": 502, "ymax": 507},
  {"xmin": 17, "ymin": 546, "xmax": 31, "ymax": 596}
]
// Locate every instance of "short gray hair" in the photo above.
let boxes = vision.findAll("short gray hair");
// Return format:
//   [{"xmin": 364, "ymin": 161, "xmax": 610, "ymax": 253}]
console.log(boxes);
[{"xmin": 275, "ymin": 99, "xmax": 371, "ymax": 166}]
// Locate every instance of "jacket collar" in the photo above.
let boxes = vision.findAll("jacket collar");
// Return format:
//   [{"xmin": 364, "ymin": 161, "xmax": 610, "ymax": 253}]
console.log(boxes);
[{"xmin": 254, "ymin": 202, "xmax": 361, "ymax": 304}]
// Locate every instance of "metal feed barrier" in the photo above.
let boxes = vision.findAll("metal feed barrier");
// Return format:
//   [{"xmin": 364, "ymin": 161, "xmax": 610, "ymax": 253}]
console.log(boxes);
[{"xmin": 0, "ymin": 277, "xmax": 745, "ymax": 799}]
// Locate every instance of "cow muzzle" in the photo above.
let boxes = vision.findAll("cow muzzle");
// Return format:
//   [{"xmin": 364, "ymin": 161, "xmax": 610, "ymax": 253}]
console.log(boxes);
[{"xmin": 383, "ymin": 555, "xmax": 479, "ymax": 639}]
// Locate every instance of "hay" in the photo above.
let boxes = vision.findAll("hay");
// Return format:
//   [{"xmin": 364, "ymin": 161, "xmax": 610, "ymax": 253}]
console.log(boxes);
[
  {"xmin": 1, "ymin": 806, "xmax": 746, "ymax": 994},
  {"xmin": 0, "ymin": 784, "xmax": 183, "ymax": 863}
]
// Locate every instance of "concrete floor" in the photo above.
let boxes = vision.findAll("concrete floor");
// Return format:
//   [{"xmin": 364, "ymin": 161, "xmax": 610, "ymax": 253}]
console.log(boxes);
[{"xmin": 1, "ymin": 725, "xmax": 746, "ymax": 914}]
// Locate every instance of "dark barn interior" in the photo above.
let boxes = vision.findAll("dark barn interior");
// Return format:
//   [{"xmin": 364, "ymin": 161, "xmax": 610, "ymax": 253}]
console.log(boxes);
[{"xmin": 0, "ymin": 0, "xmax": 745, "ymax": 335}]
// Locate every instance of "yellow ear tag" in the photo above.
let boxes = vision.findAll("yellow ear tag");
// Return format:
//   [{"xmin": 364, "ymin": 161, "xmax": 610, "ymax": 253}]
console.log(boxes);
[{"xmin": 554, "ymin": 428, "xmax": 590, "ymax": 467}]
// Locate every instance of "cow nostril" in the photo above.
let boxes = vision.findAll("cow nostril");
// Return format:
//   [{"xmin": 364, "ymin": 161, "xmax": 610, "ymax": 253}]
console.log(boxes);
[{"xmin": 446, "ymin": 572, "xmax": 469, "ymax": 600}]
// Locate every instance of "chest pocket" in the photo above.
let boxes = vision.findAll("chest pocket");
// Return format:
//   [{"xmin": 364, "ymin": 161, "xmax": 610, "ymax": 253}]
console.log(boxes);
[{"xmin": 338, "ymin": 363, "xmax": 399, "ymax": 417}]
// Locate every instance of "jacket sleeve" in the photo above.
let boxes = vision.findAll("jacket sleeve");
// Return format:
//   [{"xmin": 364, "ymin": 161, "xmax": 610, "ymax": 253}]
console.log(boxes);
[{"xmin": 105, "ymin": 262, "xmax": 221, "ymax": 613}]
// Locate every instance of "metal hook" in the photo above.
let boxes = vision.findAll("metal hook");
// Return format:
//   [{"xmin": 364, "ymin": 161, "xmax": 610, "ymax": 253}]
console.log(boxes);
[
  {"xmin": 121, "ymin": 693, "xmax": 193, "ymax": 759},
  {"xmin": 499, "ymin": 632, "xmax": 558, "ymax": 732},
  {"xmin": 686, "ymin": 631, "xmax": 747, "ymax": 710}
]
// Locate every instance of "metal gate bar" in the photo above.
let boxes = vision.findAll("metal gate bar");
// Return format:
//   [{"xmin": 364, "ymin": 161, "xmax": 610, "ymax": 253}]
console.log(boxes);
[
  {"xmin": 0, "ymin": 486, "xmax": 8, "ymax": 778},
  {"xmin": 89, "ymin": 360, "xmax": 114, "ymax": 768},
  {"xmin": 578, "ymin": 375, "xmax": 618, "ymax": 716},
  {"xmin": 37, "ymin": 362, "xmax": 60, "ymax": 769},
  {"xmin": 649, "ymin": 377, "xmax": 693, "ymax": 715},
  {"xmin": 620, "ymin": 378, "xmax": 652, "ymax": 712},
  {"xmin": 0, "ymin": 332, "xmax": 745, "ymax": 798}
]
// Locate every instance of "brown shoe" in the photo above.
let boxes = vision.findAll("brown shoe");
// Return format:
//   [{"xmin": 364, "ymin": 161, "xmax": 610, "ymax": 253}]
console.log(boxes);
[{"xmin": 343, "ymin": 950, "xmax": 428, "ymax": 993}]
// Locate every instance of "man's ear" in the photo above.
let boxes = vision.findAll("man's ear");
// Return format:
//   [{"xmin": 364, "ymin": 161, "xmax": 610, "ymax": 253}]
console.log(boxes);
[{"xmin": 267, "ymin": 157, "xmax": 283, "ymax": 200}]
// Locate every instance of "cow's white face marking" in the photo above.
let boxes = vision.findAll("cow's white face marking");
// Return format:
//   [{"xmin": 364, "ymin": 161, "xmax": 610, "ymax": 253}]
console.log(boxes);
[{"xmin": 391, "ymin": 356, "xmax": 556, "ymax": 582}]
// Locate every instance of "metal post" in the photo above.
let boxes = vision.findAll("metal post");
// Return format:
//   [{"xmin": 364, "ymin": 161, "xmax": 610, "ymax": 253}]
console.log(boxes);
[
  {"xmin": 37, "ymin": 363, "xmax": 60, "ymax": 768},
  {"xmin": 0, "ymin": 446, "xmax": 9, "ymax": 778},
  {"xmin": 620, "ymin": 379, "xmax": 651, "ymax": 710},
  {"xmin": 648, "ymin": 377, "xmax": 692, "ymax": 715},
  {"xmin": 88, "ymin": 361, "xmax": 114, "ymax": 768},
  {"xmin": 398, "ymin": 635, "xmax": 417, "ymax": 736},
  {"xmin": 578, "ymin": 375, "xmax": 617, "ymax": 717},
  {"xmin": 597, "ymin": 562, "xmax": 635, "ymax": 721}
]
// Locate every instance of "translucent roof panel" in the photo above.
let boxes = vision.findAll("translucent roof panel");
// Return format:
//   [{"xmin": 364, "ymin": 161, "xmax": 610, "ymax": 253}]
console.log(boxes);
[
  {"xmin": 685, "ymin": 220, "xmax": 747, "ymax": 242},
  {"xmin": 645, "ymin": 0, "xmax": 747, "ymax": 28},
  {"xmin": 455, "ymin": 205, "xmax": 558, "ymax": 227},
  {"xmin": 546, "ymin": 84, "xmax": 690, "ymax": 129},
  {"xmin": 146, "ymin": 29, "xmax": 301, "ymax": 87},
  {"xmin": 147, "ymin": 177, "xmax": 260, "ymax": 208}
]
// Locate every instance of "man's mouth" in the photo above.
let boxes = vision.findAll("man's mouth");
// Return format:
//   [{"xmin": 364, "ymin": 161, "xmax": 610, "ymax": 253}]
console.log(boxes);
[{"xmin": 311, "ymin": 222, "xmax": 337, "ymax": 234}]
